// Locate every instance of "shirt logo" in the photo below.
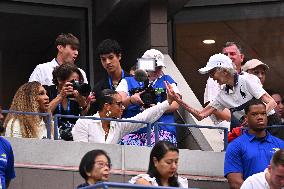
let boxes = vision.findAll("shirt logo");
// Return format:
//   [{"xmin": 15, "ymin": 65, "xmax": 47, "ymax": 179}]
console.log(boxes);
[
  {"xmin": 271, "ymin": 148, "xmax": 280, "ymax": 153},
  {"xmin": 1, "ymin": 153, "xmax": 6, "ymax": 159},
  {"xmin": 240, "ymin": 85, "xmax": 246, "ymax": 99},
  {"xmin": 0, "ymin": 153, "xmax": 7, "ymax": 163}
]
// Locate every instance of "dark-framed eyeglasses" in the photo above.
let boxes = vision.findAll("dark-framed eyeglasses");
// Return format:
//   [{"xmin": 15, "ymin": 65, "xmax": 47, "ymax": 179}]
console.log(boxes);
[
  {"xmin": 113, "ymin": 101, "xmax": 123, "ymax": 108},
  {"xmin": 94, "ymin": 161, "xmax": 112, "ymax": 169}
]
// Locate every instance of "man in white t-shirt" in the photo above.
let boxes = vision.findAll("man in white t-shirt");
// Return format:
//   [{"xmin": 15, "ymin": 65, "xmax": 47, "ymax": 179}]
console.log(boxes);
[
  {"xmin": 29, "ymin": 33, "xmax": 88, "ymax": 86},
  {"xmin": 241, "ymin": 149, "xmax": 284, "ymax": 189}
]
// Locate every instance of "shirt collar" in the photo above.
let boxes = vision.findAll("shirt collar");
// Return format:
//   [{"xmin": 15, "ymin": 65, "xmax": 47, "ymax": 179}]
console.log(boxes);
[
  {"xmin": 245, "ymin": 130, "xmax": 272, "ymax": 142},
  {"xmin": 224, "ymin": 73, "xmax": 239, "ymax": 94},
  {"xmin": 51, "ymin": 58, "xmax": 59, "ymax": 66}
]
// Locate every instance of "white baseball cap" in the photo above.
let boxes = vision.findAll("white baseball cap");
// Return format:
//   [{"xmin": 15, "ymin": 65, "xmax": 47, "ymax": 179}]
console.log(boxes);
[
  {"xmin": 198, "ymin": 53, "xmax": 234, "ymax": 74},
  {"xmin": 242, "ymin": 59, "xmax": 269, "ymax": 72},
  {"xmin": 142, "ymin": 49, "xmax": 165, "ymax": 67}
]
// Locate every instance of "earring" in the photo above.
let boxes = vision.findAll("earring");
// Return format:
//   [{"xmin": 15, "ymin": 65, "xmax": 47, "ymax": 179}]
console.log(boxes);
[{"xmin": 106, "ymin": 110, "xmax": 111, "ymax": 117}]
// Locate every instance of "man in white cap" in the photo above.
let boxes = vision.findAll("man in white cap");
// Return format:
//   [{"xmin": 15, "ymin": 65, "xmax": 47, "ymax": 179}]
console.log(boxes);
[
  {"xmin": 116, "ymin": 49, "xmax": 180, "ymax": 146},
  {"xmin": 166, "ymin": 53, "xmax": 276, "ymax": 124},
  {"xmin": 242, "ymin": 59, "xmax": 269, "ymax": 85},
  {"xmin": 204, "ymin": 42, "xmax": 246, "ymax": 129}
]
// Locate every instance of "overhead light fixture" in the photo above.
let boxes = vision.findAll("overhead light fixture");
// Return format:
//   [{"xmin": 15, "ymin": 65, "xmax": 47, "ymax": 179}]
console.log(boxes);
[{"xmin": 203, "ymin": 39, "xmax": 215, "ymax": 44}]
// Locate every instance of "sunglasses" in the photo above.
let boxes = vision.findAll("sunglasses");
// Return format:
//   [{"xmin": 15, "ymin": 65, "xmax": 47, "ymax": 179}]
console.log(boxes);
[{"xmin": 113, "ymin": 101, "xmax": 123, "ymax": 108}]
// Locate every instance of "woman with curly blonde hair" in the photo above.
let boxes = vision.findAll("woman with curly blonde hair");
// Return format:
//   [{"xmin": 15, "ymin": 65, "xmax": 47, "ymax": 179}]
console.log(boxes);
[{"xmin": 4, "ymin": 81, "xmax": 52, "ymax": 138}]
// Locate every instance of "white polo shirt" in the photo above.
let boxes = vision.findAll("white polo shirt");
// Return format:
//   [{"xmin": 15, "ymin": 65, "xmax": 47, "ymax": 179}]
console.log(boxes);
[
  {"xmin": 29, "ymin": 58, "xmax": 88, "ymax": 86},
  {"xmin": 210, "ymin": 73, "xmax": 272, "ymax": 120},
  {"xmin": 240, "ymin": 169, "xmax": 270, "ymax": 189}
]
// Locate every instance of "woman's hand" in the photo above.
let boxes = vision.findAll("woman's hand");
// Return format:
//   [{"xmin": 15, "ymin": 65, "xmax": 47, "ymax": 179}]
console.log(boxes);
[
  {"xmin": 164, "ymin": 81, "xmax": 180, "ymax": 105},
  {"xmin": 59, "ymin": 82, "xmax": 74, "ymax": 98},
  {"xmin": 86, "ymin": 92, "xmax": 96, "ymax": 104}
]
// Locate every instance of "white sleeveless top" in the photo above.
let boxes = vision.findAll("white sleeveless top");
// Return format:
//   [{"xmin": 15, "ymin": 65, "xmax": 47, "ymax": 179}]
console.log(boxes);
[
  {"xmin": 129, "ymin": 174, "xmax": 188, "ymax": 188},
  {"xmin": 5, "ymin": 118, "xmax": 48, "ymax": 139}
]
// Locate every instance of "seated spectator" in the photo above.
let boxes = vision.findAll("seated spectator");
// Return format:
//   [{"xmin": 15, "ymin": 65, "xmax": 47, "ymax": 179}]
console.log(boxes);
[
  {"xmin": 45, "ymin": 63, "xmax": 91, "ymax": 141},
  {"xmin": 242, "ymin": 59, "xmax": 269, "ymax": 85},
  {"xmin": 166, "ymin": 53, "xmax": 278, "ymax": 131},
  {"xmin": 266, "ymin": 90, "xmax": 284, "ymax": 139},
  {"xmin": 241, "ymin": 149, "xmax": 284, "ymax": 189},
  {"xmin": 268, "ymin": 90, "xmax": 284, "ymax": 123},
  {"xmin": 72, "ymin": 85, "xmax": 175, "ymax": 144},
  {"xmin": 4, "ymin": 82, "xmax": 52, "ymax": 138},
  {"xmin": 129, "ymin": 141, "xmax": 188, "ymax": 188},
  {"xmin": 0, "ymin": 106, "xmax": 16, "ymax": 188},
  {"xmin": 224, "ymin": 99, "xmax": 284, "ymax": 189},
  {"xmin": 117, "ymin": 49, "xmax": 180, "ymax": 146},
  {"xmin": 77, "ymin": 149, "xmax": 111, "ymax": 188}
]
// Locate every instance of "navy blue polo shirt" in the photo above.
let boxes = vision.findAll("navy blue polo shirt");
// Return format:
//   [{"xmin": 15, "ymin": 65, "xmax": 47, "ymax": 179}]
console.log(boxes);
[
  {"xmin": 224, "ymin": 130, "xmax": 284, "ymax": 180},
  {"xmin": 0, "ymin": 137, "xmax": 15, "ymax": 189}
]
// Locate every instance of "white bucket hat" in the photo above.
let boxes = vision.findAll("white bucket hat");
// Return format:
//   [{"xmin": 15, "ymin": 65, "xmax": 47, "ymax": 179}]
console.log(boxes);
[
  {"xmin": 198, "ymin": 53, "xmax": 234, "ymax": 74},
  {"xmin": 142, "ymin": 49, "xmax": 165, "ymax": 67}
]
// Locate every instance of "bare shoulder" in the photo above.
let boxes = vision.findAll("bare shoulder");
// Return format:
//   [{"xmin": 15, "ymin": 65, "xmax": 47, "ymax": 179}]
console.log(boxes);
[{"xmin": 135, "ymin": 178, "xmax": 152, "ymax": 186}]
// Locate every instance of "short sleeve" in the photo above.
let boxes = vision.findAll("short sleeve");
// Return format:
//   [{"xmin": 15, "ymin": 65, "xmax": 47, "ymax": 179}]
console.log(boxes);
[
  {"xmin": 178, "ymin": 176, "xmax": 188, "ymax": 188},
  {"xmin": 116, "ymin": 79, "xmax": 129, "ymax": 94},
  {"xmin": 224, "ymin": 140, "xmax": 243, "ymax": 178},
  {"xmin": 240, "ymin": 178, "xmax": 254, "ymax": 189},
  {"xmin": 245, "ymin": 75, "xmax": 266, "ymax": 99},
  {"xmin": 29, "ymin": 65, "xmax": 42, "ymax": 82},
  {"xmin": 129, "ymin": 174, "xmax": 158, "ymax": 186},
  {"xmin": 209, "ymin": 96, "xmax": 225, "ymax": 112},
  {"xmin": 5, "ymin": 143, "xmax": 15, "ymax": 181}
]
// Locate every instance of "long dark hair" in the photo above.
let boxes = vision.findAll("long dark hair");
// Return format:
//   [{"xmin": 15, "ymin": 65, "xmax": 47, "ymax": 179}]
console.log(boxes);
[
  {"xmin": 79, "ymin": 149, "xmax": 111, "ymax": 181},
  {"xmin": 147, "ymin": 141, "xmax": 179, "ymax": 187}
]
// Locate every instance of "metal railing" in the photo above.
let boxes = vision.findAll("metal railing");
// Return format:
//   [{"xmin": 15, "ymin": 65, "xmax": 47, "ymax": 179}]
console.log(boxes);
[
  {"xmin": 2, "ymin": 110, "xmax": 229, "ymax": 149},
  {"xmin": 2, "ymin": 110, "xmax": 53, "ymax": 139},
  {"xmin": 80, "ymin": 182, "xmax": 198, "ymax": 189},
  {"xmin": 153, "ymin": 122, "xmax": 228, "ymax": 151},
  {"xmin": 53, "ymin": 114, "xmax": 152, "ymax": 145}
]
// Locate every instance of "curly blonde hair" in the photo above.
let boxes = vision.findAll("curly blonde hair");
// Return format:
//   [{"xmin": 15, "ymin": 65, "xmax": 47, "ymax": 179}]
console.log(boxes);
[{"xmin": 3, "ymin": 81, "xmax": 53, "ymax": 138}]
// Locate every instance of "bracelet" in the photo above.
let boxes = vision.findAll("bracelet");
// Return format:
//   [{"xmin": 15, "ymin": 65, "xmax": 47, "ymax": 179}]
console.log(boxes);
[
  {"xmin": 82, "ymin": 104, "xmax": 88, "ymax": 110},
  {"xmin": 129, "ymin": 96, "xmax": 134, "ymax": 104}
]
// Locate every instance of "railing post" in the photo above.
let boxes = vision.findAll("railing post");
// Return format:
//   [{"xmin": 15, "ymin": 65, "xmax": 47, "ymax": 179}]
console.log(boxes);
[
  {"xmin": 154, "ymin": 123, "xmax": 159, "ymax": 144},
  {"xmin": 46, "ymin": 113, "xmax": 52, "ymax": 139},
  {"xmin": 53, "ymin": 115, "xmax": 59, "ymax": 140},
  {"xmin": 223, "ymin": 128, "xmax": 228, "ymax": 151},
  {"xmin": 147, "ymin": 123, "xmax": 152, "ymax": 146}
]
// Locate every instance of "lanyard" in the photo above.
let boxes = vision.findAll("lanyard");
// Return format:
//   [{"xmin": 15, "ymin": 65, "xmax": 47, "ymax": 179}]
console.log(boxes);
[
  {"xmin": 54, "ymin": 58, "xmax": 60, "ymax": 66},
  {"xmin": 108, "ymin": 70, "xmax": 125, "ymax": 90},
  {"xmin": 58, "ymin": 98, "xmax": 71, "ymax": 114}
]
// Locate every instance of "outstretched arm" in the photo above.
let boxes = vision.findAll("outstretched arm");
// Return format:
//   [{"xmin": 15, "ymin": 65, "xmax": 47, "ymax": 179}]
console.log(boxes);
[
  {"xmin": 164, "ymin": 81, "xmax": 216, "ymax": 121},
  {"xmin": 118, "ymin": 84, "xmax": 176, "ymax": 136},
  {"xmin": 260, "ymin": 92, "xmax": 277, "ymax": 113}
]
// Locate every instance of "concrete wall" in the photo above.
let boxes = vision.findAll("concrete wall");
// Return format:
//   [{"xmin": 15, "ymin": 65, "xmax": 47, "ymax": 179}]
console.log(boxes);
[{"xmin": 6, "ymin": 137, "xmax": 228, "ymax": 189}]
